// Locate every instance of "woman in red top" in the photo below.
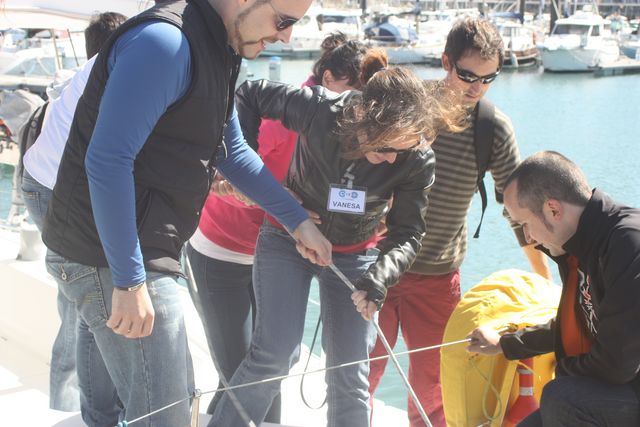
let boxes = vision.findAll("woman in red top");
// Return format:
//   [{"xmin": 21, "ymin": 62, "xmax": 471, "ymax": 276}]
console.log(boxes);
[{"xmin": 185, "ymin": 33, "xmax": 367, "ymax": 419}]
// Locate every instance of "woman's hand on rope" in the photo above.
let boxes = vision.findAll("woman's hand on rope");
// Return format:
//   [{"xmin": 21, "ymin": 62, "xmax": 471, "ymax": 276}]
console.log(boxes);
[
  {"xmin": 293, "ymin": 219, "xmax": 332, "ymax": 266},
  {"xmin": 351, "ymin": 276, "xmax": 386, "ymax": 321},
  {"xmin": 350, "ymin": 290, "xmax": 379, "ymax": 321},
  {"xmin": 466, "ymin": 326, "xmax": 503, "ymax": 355}
]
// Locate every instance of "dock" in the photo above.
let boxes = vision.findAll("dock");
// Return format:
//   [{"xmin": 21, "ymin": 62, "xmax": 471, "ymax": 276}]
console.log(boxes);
[{"xmin": 593, "ymin": 57, "xmax": 640, "ymax": 77}]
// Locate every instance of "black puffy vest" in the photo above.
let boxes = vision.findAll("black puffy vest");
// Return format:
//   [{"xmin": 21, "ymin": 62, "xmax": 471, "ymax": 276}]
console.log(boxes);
[{"xmin": 43, "ymin": 0, "xmax": 241, "ymax": 276}]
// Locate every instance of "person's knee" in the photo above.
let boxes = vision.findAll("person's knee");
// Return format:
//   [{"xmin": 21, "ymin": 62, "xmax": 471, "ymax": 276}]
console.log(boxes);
[
  {"xmin": 539, "ymin": 376, "xmax": 585, "ymax": 420},
  {"xmin": 250, "ymin": 338, "xmax": 301, "ymax": 375},
  {"xmin": 540, "ymin": 377, "xmax": 570, "ymax": 409}
]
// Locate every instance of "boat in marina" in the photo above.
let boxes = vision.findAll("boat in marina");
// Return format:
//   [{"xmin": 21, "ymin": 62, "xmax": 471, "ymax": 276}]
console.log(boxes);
[
  {"xmin": 0, "ymin": 44, "xmax": 85, "ymax": 98},
  {"xmin": 0, "ymin": 10, "xmax": 89, "ymax": 96},
  {"xmin": 620, "ymin": 38, "xmax": 640, "ymax": 60},
  {"xmin": 363, "ymin": 13, "xmax": 430, "ymax": 64},
  {"xmin": 261, "ymin": 7, "xmax": 362, "ymax": 59},
  {"xmin": 492, "ymin": 15, "xmax": 540, "ymax": 68},
  {"xmin": 538, "ymin": 7, "xmax": 621, "ymax": 72},
  {"xmin": 0, "ymin": 1, "xmax": 155, "ymax": 96},
  {"xmin": 619, "ymin": 25, "xmax": 640, "ymax": 60},
  {"xmin": 416, "ymin": 8, "xmax": 480, "ymax": 65}
]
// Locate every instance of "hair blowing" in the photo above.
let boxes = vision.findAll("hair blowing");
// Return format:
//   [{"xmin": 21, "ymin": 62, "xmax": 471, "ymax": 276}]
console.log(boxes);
[
  {"xmin": 444, "ymin": 17, "xmax": 504, "ymax": 69},
  {"xmin": 505, "ymin": 151, "xmax": 592, "ymax": 219},
  {"xmin": 338, "ymin": 49, "xmax": 467, "ymax": 157}
]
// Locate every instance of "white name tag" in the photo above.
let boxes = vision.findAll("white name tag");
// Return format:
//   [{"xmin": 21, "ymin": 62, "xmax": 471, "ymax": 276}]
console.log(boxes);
[{"xmin": 327, "ymin": 184, "xmax": 367, "ymax": 215}]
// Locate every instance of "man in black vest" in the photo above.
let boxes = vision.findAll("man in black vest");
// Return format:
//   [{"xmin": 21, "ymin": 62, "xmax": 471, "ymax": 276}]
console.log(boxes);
[{"xmin": 41, "ymin": 1, "xmax": 327, "ymax": 426}]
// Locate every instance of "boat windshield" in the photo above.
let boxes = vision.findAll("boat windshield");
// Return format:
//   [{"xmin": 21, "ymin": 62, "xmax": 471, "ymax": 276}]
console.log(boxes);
[
  {"xmin": 3, "ymin": 56, "xmax": 82, "ymax": 77},
  {"xmin": 500, "ymin": 27, "xmax": 521, "ymax": 37},
  {"xmin": 553, "ymin": 24, "xmax": 591, "ymax": 36},
  {"xmin": 319, "ymin": 15, "xmax": 359, "ymax": 25}
]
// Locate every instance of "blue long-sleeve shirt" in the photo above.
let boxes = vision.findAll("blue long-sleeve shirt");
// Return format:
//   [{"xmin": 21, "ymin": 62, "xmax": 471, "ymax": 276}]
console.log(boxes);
[{"xmin": 85, "ymin": 21, "xmax": 307, "ymax": 286}]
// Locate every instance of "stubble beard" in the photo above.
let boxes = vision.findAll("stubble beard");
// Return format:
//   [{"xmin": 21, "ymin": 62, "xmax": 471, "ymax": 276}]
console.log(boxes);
[{"xmin": 232, "ymin": 5, "xmax": 262, "ymax": 59}]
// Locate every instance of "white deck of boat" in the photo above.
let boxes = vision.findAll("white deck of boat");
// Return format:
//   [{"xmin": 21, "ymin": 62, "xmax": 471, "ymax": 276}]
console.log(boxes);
[{"xmin": 0, "ymin": 228, "xmax": 408, "ymax": 426}]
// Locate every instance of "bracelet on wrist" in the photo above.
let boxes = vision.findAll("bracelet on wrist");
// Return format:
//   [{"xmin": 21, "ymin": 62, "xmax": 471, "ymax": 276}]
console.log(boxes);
[{"xmin": 115, "ymin": 282, "xmax": 145, "ymax": 292}]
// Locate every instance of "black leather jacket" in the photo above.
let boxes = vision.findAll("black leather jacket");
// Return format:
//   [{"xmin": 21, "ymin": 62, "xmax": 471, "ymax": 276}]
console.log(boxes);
[{"xmin": 236, "ymin": 80, "xmax": 435, "ymax": 296}]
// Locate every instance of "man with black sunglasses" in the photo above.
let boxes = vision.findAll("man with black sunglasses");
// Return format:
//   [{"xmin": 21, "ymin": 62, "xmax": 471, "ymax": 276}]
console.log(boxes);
[
  {"xmin": 368, "ymin": 17, "xmax": 552, "ymax": 427},
  {"xmin": 41, "ymin": 0, "xmax": 330, "ymax": 426}
]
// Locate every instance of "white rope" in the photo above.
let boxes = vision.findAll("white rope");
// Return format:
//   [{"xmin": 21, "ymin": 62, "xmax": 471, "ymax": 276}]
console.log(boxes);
[
  {"xmin": 119, "ymin": 257, "xmax": 473, "ymax": 426},
  {"xmin": 117, "ymin": 335, "xmax": 471, "ymax": 426},
  {"xmin": 199, "ymin": 337, "xmax": 471, "ymax": 397}
]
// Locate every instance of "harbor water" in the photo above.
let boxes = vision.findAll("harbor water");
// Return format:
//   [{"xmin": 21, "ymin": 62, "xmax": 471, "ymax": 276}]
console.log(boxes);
[{"xmin": 0, "ymin": 58, "xmax": 638, "ymax": 411}]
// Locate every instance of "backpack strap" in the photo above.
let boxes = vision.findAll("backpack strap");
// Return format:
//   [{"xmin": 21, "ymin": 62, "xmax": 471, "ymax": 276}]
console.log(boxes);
[
  {"xmin": 17, "ymin": 100, "xmax": 48, "ymax": 179},
  {"xmin": 472, "ymin": 98, "xmax": 495, "ymax": 239}
]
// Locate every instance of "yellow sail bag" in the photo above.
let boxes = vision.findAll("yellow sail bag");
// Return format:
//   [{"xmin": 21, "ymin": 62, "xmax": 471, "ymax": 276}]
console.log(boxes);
[{"xmin": 441, "ymin": 269, "xmax": 560, "ymax": 427}]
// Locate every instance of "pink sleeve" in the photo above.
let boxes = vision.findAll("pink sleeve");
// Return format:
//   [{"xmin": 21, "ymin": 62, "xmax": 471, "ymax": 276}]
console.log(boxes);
[{"xmin": 257, "ymin": 119, "xmax": 298, "ymax": 182}]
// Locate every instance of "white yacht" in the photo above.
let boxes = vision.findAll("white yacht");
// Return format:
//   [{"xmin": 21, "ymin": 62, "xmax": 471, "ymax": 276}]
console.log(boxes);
[
  {"xmin": 0, "ymin": 0, "xmax": 157, "ymax": 96},
  {"xmin": 262, "ymin": 7, "xmax": 362, "ymax": 59},
  {"xmin": 363, "ymin": 14, "xmax": 430, "ymax": 65},
  {"xmin": 495, "ymin": 19, "xmax": 540, "ymax": 68},
  {"xmin": 416, "ymin": 8, "xmax": 480, "ymax": 65},
  {"xmin": 539, "ymin": 8, "xmax": 620, "ymax": 72},
  {"xmin": 621, "ymin": 37, "xmax": 640, "ymax": 60}
]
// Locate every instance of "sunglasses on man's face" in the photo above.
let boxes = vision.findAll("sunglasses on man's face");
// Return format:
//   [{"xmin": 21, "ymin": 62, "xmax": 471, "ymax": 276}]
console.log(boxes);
[
  {"xmin": 453, "ymin": 63, "xmax": 500, "ymax": 84},
  {"xmin": 267, "ymin": 1, "xmax": 299, "ymax": 31},
  {"xmin": 374, "ymin": 138, "xmax": 423, "ymax": 154}
]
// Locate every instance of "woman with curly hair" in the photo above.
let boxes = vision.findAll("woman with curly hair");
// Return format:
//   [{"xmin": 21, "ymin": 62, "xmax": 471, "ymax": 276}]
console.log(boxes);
[{"xmin": 210, "ymin": 49, "xmax": 466, "ymax": 427}]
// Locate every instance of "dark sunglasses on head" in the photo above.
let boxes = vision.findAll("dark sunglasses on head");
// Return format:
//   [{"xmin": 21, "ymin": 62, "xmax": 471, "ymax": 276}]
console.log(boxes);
[
  {"xmin": 453, "ymin": 63, "xmax": 500, "ymax": 84},
  {"xmin": 374, "ymin": 138, "xmax": 423, "ymax": 154},
  {"xmin": 267, "ymin": 1, "xmax": 298, "ymax": 31}
]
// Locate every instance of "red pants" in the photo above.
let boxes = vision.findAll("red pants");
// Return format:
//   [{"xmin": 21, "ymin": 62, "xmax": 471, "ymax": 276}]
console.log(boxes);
[{"xmin": 369, "ymin": 270, "xmax": 461, "ymax": 427}]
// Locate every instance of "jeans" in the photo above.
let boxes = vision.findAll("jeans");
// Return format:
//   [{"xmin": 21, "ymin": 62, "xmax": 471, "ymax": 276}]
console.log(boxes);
[
  {"xmin": 21, "ymin": 171, "xmax": 80, "ymax": 411},
  {"xmin": 185, "ymin": 244, "xmax": 281, "ymax": 422},
  {"xmin": 210, "ymin": 223, "xmax": 379, "ymax": 427},
  {"xmin": 517, "ymin": 375, "xmax": 640, "ymax": 427},
  {"xmin": 46, "ymin": 251, "xmax": 194, "ymax": 427},
  {"xmin": 20, "ymin": 170, "xmax": 51, "ymax": 230}
]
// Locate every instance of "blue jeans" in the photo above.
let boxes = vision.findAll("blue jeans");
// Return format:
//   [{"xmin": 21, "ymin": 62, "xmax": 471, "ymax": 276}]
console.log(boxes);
[
  {"xmin": 518, "ymin": 375, "xmax": 640, "ymax": 426},
  {"xmin": 46, "ymin": 251, "xmax": 195, "ymax": 427},
  {"xmin": 185, "ymin": 244, "xmax": 281, "ymax": 421},
  {"xmin": 21, "ymin": 171, "xmax": 80, "ymax": 411},
  {"xmin": 20, "ymin": 170, "xmax": 51, "ymax": 231},
  {"xmin": 210, "ymin": 223, "xmax": 379, "ymax": 427}
]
